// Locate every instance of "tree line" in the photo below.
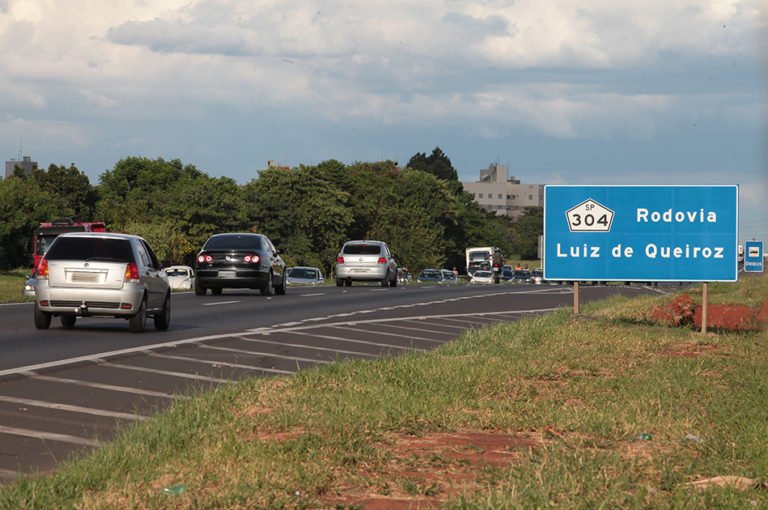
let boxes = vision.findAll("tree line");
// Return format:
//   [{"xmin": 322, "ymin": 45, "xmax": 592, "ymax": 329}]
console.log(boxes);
[{"xmin": 0, "ymin": 148, "xmax": 542, "ymax": 274}]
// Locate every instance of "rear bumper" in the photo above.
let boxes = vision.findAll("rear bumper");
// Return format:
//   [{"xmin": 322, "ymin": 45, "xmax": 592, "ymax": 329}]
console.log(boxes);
[
  {"xmin": 196, "ymin": 269, "xmax": 269, "ymax": 289},
  {"xmin": 36, "ymin": 282, "xmax": 144, "ymax": 317},
  {"xmin": 336, "ymin": 265, "xmax": 389, "ymax": 281}
]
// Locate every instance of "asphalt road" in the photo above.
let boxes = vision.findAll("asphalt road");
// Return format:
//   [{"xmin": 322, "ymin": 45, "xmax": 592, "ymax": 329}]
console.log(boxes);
[{"xmin": 0, "ymin": 281, "xmax": 659, "ymax": 482}]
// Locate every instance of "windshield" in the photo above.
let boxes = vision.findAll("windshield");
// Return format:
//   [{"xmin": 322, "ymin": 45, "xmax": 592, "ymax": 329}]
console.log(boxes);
[
  {"xmin": 45, "ymin": 237, "xmax": 134, "ymax": 263},
  {"xmin": 469, "ymin": 251, "xmax": 490, "ymax": 261},
  {"xmin": 474, "ymin": 271, "xmax": 491, "ymax": 277},
  {"xmin": 35, "ymin": 235, "xmax": 59, "ymax": 256},
  {"xmin": 204, "ymin": 234, "xmax": 263, "ymax": 250},
  {"xmin": 165, "ymin": 268, "xmax": 190, "ymax": 277},
  {"xmin": 343, "ymin": 244, "xmax": 382, "ymax": 255},
  {"xmin": 288, "ymin": 268, "xmax": 319, "ymax": 279}
]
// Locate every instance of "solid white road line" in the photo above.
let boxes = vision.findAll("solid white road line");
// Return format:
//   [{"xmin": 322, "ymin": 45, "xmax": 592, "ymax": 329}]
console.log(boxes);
[
  {"xmin": 330, "ymin": 325, "xmax": 445, "ymax": 344},
  {"xmin": 233, "ymin": 335, "xmax": 379, "ymax": 358},
  {"xmin": 25, "ymin": 374, "xmax": 180, "ymax": 400},
  {"xmin": 99, "ymin": 362, "xmax": 232, "ymax": 384},
  {"xmin": 0, "ymin": 425, "xmax": 99, "ymax": 446},
  {"xmin": 289, "ymin": 330, "xmax": 426, "ymax": 352},
  {"xmin": 196, "ymin": 344, "xmax": 331, "ymax": 365},
  {"xmin": 0, "ymin": 395, "xmax": 149, "ymax": 421},
  {"xmin": 0, "ymin": 468, "xmax": 19, "ymax": 480},
  {"xmin": 377, "ymin": 322, "xmax": 464, "ymax": 335},
  {"xmin": 438, "ymin": 317, "xmax": 496, "ymax": 326},
  {"xmin": 146, "ymin": 352, "xmax": 294, "ymax": 375}
]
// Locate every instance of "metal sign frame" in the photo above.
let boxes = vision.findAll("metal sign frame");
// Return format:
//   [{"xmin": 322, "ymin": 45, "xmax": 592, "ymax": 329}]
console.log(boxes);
[{"xmin": 544, "ymin": 185, "xmax": 739, "ymax": 282}]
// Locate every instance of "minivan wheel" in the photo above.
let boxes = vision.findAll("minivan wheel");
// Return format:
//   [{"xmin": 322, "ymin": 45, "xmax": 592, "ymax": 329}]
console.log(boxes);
[
  {"xmin": 153, "ymin": 293, "xmax": 171, "ymax": 331},
  {"xmin": 34, "ymin": 303, "xmax": 51, "ymax": 330},
  {"xmin": 129, "ymin": 298, "xmax": 147, "ymax": 333},
  {"xmin": 60, "ymin": 315, "xmax": 77, "ymax": 328}
]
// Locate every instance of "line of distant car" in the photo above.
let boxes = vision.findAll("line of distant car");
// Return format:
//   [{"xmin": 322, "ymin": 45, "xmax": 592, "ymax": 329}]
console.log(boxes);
[{"xmin": 27, "ymin": 231, "xmax": 547, "ymax": 333}]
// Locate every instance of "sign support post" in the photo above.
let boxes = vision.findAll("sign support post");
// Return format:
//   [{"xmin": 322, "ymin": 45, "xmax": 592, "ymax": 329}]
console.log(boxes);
[
  {"xmin": 701, "ymin": 282, "xmax": 708, "ymax": 334},
  {"xmin": 573, "ymin": 282, "xmax": 580, "ymax": 314}
]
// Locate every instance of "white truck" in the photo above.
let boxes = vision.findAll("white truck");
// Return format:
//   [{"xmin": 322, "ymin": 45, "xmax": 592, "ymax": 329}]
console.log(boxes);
[{"xmin": 465, "ymin": 246, "xmax": 494, "ymax": 276}]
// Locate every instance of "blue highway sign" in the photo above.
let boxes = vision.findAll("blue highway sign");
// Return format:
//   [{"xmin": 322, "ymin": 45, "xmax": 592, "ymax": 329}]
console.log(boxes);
[
  {"xmin": 744, "ymin": 240, "xmax": 764, "ymax": 273},
  {"xmin": 544, "ymin": 185, "xmax": 738, "ymax": 282}
]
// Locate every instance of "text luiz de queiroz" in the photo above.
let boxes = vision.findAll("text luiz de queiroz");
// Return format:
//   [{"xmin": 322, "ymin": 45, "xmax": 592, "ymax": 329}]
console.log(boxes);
[{"xmin": 557, "ymin": 208, "xmax": 724, "ymax": 260}]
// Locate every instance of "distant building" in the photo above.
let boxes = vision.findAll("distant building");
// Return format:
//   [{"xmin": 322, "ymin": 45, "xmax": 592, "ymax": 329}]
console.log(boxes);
[
  {"xmin": 462, "ymin": 163, "xmax": 543, "ymax": 220},
  {"xmin": 4, "ymin": 156, "xmax": 37, "ymax": 179},
  {"xmin": 267, "ymin": 160, "xmax": 291, "ymax": 170}
]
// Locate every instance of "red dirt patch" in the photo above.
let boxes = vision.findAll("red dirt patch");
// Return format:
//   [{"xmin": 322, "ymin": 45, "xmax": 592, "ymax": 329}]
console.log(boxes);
[
  {"xmin": 651, "ymin": 295, "xmax": 768, "ymax": 332},
  {"xmin": 318, "ymin": 430, "xmax": 543, "ymax": 509},
  {"xmin": 650, "ymin": 293, "xmax": 695, "ymax": 326},
  {"xmin": 693, "ymin": 304, "xmax": 760, "ymax": 331},
  {"xmin": 757, "ymin": 298, "xmax": 768, "ymax": 324}
]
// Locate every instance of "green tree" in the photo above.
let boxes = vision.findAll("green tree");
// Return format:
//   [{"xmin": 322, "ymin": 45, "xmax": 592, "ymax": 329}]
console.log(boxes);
[
  {"xmin": 33, "ymin": 164, "xmax": 99, "ymax": 221},
  {"xmin": 97, "ymin": 157, "xmax": 248, "ymax": 262},
  {"xmin": 406, "ymin": 147, "xmax": 459, "ymax": 181},
  {"xmin": 243, "ymin": 166, "xmax": 352, "ymax": 273},
  {"xmin": 0, "ymin": 177, "xmax": 67, "ymax": 269},
  {"xmin": 510, "ymin": 207, "xmax": 543, "ymax": 260},
  {"xmin": 121, "ymin": 220, "xmax": 196, "ymax": 266}
]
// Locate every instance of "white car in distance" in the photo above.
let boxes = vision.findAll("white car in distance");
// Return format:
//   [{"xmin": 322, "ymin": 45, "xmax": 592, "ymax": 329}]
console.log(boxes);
[
  {"xmin": 470, "ymin": 270, "xmax": 495, "ymax": 285},
  {"xmin": 164, "ymin": 265, "xmax": 194, "ymax": 290}
]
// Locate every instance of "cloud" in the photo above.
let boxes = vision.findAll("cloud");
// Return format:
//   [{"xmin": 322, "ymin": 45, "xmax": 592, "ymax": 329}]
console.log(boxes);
[{"xmin": 0, "ymin": 0, "xmax": 764, "ymax": 187}]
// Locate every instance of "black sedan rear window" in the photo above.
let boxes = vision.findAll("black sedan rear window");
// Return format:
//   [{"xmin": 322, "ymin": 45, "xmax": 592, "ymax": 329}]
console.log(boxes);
[
  {"xmin": 343, "ymin": 244, "xmax": 382, "ymax": 255},
  {"xmin": 204, "ymin": 235, "xmax": 263, "ymax": 250},
  {"xmin": 45, "ymin": 238, "xmax": 135, "ymax": 263}
]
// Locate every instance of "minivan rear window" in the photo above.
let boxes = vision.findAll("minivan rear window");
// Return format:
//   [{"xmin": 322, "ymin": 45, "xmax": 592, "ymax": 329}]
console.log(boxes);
[
  {"xmin": 204, "ymin": 235, "xmax": 263, "ymax": 250},
  {"xmin": 343, "ymin": 244, "xmax": 382, "ymax": 255},
  {"xmin": 45, "ymin": 238, "xmax": 135, "ymax": 263}
]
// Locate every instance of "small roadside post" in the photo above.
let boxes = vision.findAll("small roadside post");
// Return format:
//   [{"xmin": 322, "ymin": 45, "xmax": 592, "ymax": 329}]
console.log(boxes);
[{"xmin": 543, "ymin": 186, "xmax": 738, "ymax": 330}]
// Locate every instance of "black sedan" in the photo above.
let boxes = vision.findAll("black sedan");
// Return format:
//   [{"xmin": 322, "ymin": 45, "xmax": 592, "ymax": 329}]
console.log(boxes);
[{"xmin": 194, "ymin": 233, "xmax": 286, "ymax": 296}]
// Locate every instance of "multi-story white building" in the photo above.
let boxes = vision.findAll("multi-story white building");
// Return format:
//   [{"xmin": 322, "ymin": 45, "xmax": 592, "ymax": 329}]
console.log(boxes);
[{"xmin": 462, "ymin": 163, "xmax": 544, "ymax": 220}]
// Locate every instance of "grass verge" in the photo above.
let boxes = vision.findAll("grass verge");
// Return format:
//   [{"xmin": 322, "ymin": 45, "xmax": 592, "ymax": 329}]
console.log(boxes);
[
  {"xmin": 0, "ymin": 269, "xmax": 33, "ymax": 304},
  {"xmin": 1, "ymin": 275, "xmax": 767, "ymax": 509}
]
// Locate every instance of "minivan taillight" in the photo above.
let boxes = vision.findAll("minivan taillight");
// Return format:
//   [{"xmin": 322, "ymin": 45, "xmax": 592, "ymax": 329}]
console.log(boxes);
[
  {"xmin": 37, "ymin": 259, "xmax": 49, "ymax": 280},
  {"xmin": 125, "ymin": 262, "xmax": 140, "ymax": 282},
  {"xmin": 337, "ymin": 256, "xmax": 345, "ymax": 264},
  {"xmin": 377, "ymin": 257, "xmax": 387, "ymax": 264}
]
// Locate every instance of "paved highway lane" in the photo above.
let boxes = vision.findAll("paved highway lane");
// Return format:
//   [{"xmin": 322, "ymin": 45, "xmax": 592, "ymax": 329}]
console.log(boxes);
[
  {"xmin": 0, "ymin": 282, "xmax": 658, "ymax": 481},
  {"xmin": 0, "ymin": 283, "xmax": 573, "ymax": 371}
]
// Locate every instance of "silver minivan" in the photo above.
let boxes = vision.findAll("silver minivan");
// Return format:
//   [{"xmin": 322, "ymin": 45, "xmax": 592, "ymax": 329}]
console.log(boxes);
[
  {"xmin": 335, "ymin": 240, "xmax": 398, "ymax": 287},
  {"xmin": 34, "ymin": 232, "xmax": 171, "ymax": 333}
]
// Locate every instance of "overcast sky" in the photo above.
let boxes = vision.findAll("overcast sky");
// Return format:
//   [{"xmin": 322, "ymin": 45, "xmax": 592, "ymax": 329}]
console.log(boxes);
[{"xmin": 1, "ymin": 0, "xmax": 766, "ymax": 241}]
